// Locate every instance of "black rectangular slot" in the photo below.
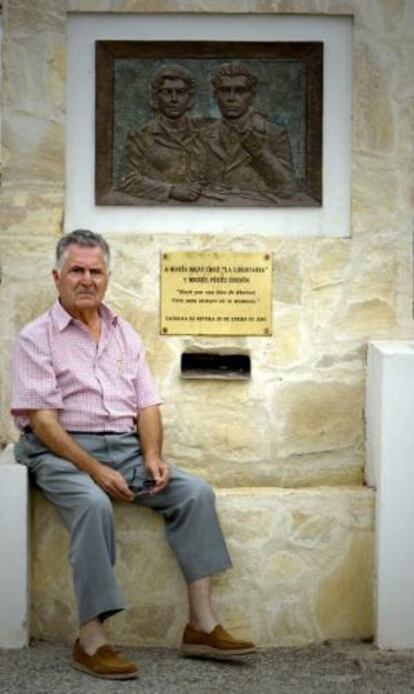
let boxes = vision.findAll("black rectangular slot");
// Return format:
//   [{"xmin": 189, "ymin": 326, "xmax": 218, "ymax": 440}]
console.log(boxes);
[{"xmin": 181, "ymin": 353, "xmax": 251, "ymax": 380}]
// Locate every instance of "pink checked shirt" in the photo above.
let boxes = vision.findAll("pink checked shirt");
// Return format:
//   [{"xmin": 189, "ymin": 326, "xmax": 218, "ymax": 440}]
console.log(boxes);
[{"xmin": 11, "ymin": 301, "xmax": 161, "ymax": 432}]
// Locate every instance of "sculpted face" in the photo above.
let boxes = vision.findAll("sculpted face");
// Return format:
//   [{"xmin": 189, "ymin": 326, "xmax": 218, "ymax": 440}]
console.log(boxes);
[
  {"xmin": 53, "ymin": 245, "xmax": 109, "ymax": 318},
  {"xmin": 154, "ymin": 78, "xmax": 193, "ymax": 120},
  {"xmin": 214, "ymin": 75, "xmax": 255, "ymax": 120}
]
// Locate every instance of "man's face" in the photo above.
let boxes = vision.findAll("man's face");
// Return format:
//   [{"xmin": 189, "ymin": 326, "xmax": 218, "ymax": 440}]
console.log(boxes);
[
  {"xmin": 214, "ymin": 75, "xmax": 255, "ymax": 120},
  {"xmin": 53, "ymin": 245, "xmax": 109, "ymax": 317},
  {"xmin": 154, "ymin": 78, "xmax": 193, "ymax": 120}
]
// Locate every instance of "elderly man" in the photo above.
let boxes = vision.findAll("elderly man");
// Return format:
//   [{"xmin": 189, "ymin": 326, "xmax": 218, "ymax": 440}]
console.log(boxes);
[
  {"xmin": 204, "ymin": 63, "xmax": 296, "ymax": 203},
  {"xmin": 118, "ymin": 65, "xmax": 209, "ymax": 203},
  {"xmin": 11, "ymin": 229, "xmax": 255, "ymax": 680}
]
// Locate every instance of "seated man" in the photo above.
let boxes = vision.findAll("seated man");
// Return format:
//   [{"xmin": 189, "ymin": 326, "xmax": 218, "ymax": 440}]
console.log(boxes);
[{"xmin": 11, "ymin": 229, "xmax": 255, "ymax": 680}]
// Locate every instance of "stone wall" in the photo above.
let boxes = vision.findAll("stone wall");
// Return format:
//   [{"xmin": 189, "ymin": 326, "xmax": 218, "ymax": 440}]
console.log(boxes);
[
  {"xmin": 1, "ymin": 0, "xmax": 413, "ymax": 645},
  {"xmin": 2, "ymin": 1, "xmax": 413, "ymax": 482}
]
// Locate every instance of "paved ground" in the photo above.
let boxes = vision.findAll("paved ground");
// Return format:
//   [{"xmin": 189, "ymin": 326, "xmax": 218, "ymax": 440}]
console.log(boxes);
[{"xmin": 1, "ymin": 639, "xmax": 414, "ymax": 693}]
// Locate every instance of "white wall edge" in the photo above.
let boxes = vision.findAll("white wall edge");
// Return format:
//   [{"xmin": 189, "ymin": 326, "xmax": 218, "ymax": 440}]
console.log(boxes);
[{"xmin": 0, "ymin": 446, "xmax": 30, "ymax": 649}]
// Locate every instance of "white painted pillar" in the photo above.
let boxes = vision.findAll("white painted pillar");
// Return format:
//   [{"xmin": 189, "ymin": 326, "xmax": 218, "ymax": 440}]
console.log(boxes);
[
  {"xmin": 366, "ymin": 341, "xmax": 414, "ymax": 649},
  {"xmin": 0, "ymin": 444, "xmax": 30, "ymax": 648}
]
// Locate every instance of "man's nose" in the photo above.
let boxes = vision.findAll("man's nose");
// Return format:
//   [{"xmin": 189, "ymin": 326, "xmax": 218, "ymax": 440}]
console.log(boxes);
[{"xmin": 80, "ymin": 270, "xmax": 93, "ymax": 284}]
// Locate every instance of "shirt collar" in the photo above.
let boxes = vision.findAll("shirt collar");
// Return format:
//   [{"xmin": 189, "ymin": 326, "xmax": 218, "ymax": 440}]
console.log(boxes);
[
  {"xmin": 50, "ymin": 300, "xmax": 118, "ymax": 332},
  {"xmin": 153, "ymin": 115, "xmax": 193, "ymax": 135}
]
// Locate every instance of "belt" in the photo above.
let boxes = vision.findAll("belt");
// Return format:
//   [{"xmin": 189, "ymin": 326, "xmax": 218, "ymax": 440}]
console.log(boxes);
[{"xmin": 23, "ymin": 427, "xmax": 131, "ymax": 436}]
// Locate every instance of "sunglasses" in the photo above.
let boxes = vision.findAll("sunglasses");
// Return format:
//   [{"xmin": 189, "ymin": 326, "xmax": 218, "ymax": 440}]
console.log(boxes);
[{"xmin": 129, "ymin": 470, "xmax": 156, "ymax": 496}]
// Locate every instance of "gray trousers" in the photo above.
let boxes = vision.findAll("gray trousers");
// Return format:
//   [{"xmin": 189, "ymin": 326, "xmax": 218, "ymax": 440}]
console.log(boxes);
[{"xmin": 15, "ymin": 431, "xmax": 232, "ymax": 625}]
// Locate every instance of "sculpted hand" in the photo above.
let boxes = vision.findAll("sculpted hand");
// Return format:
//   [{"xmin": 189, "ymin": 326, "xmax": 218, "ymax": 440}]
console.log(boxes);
[
  {"xmin": 144, "ymin": 458, "xmax": 170, "ymax": 495},
  {"xmin": 92, "ymin": 464, "xmax": 134, "ymax": 502},
  {"xmin": 170, "ymin": 183, "xmax": 203, "ymax": 202},
  {"xmin": 241, "ymin": 128, "xmax": 265, "ymax": 157},
  {"xmin": 240, "ymin": 113, "xmax": 267, "ymax": 157}
]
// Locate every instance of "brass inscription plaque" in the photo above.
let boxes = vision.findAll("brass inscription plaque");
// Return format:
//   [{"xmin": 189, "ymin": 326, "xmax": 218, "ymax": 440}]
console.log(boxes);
[{"xmin": 160, "ymin": 252, "xmax": 272, "ymax": 336}]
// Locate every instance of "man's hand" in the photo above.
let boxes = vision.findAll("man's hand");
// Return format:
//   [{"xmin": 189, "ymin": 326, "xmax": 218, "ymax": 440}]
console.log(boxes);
[
  {"xmin": 91, "ymin": 464, "xmax": 134, "ymax": 502},
  {"xmin": 170, "ymin": 183, "xmax": 202, "ymax": 202},
  {"xmin": 28, "ymin": 410, "xmax": 135, "ymax": 502},
  {"xmin": 144, "ymin": 458, "xmax": 170, "ymax": 495},
  {"xmin": 241, "ymin": 128, "xmax": 266, "ymax": 157}
]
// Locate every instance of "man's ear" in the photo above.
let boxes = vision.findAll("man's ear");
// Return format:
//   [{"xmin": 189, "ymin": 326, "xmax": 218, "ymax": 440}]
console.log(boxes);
[{"xmin": 52, "ymin": 268, "xmax": 60, "ymax": 286}]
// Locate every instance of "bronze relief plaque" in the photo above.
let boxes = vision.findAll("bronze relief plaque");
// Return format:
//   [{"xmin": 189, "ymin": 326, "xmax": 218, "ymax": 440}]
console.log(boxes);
[{"xmin": 96, "ymin": 41, "xmax": 323, "ymax": 208}]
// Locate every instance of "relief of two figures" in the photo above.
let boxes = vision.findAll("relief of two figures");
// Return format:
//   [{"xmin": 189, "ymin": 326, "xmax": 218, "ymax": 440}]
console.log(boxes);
[{"xmin": 117, "ymin": 63, "xmax": 297, "ymax": 207}]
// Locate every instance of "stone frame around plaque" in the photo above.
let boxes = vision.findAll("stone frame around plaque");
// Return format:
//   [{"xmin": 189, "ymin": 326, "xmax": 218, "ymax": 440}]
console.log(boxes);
[
  {"xmin": 95, "ymin": 41, "xmax": 323, "ymax": 208},
  {"xmin": 66, "ymin": 14, "xmax": 352, "ymax": 237}
]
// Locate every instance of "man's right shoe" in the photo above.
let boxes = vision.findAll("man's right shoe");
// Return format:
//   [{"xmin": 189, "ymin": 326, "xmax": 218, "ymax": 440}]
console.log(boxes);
[
  {"xmin": 182, "ymin": 624, "xmax": 256, "ymax": 659},
  {"xmin": 71, "ymin": 639, "xmax": 139, "ymax": 680}
]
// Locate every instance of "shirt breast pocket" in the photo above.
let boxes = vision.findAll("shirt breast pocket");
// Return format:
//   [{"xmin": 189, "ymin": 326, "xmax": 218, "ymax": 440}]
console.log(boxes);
[{"xmin": 115, "ymin": 357, "xmax": 138, "ymax": 381}]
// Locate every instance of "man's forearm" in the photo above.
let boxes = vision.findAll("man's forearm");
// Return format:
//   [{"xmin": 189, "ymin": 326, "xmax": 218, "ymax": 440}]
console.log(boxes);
[
  {"xmin": 136, "ymin": 405, "xmax": 163, "ymax": 464},
  {"xmin": 136, "ymin": 405, "xmax": 169, "ymax": 493},
  {"xmin": 28, "ymin": 410, "xmax": 102, "ymax": 478}
]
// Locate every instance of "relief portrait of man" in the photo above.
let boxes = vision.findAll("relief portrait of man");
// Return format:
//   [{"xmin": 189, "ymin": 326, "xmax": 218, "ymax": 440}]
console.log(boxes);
[
  {"xmin": 117, "ymin": 65, "xmax": 209, "ymax": 204},
  {"xmin": 202, "ymin": 63, "xmax": 297, "ymax": 204}
]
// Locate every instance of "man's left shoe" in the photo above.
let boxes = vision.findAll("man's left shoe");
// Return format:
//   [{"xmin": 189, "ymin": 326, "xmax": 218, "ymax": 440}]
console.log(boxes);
[{"xmin": 181, "ymin": 624, "xmax": 256, "ymax": 659}]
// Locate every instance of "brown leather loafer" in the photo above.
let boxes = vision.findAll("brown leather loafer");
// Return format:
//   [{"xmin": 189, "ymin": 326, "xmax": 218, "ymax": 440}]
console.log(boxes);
[
  {"xmin": 182, "ymin": 624, "xmax": 256, "ymax": 659},
  {"xmin": 71, "ymin": 639, "xmax": 139, "ymax": 679}
]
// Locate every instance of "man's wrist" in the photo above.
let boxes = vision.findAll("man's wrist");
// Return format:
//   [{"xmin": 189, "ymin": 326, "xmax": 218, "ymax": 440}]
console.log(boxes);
[
  {"xmin": 84, "ymin": 458, "xmax": 103, "ymax": 479},
  {"xmin": 144, "ymin": 455, "xmax": 162, "ymax": 467}
]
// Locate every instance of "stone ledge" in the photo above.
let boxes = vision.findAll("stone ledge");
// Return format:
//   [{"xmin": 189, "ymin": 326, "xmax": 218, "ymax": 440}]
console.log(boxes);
[{"xmin": 31, "ymin": 485, "xmax": 374, "ymax": 647}]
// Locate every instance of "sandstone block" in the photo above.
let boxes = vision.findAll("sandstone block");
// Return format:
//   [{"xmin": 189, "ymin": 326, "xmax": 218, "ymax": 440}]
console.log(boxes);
[
  {"xmin": 266, "ymin": 307, "xmax": 305, "ymax": 368},
  {"xmin": 3, "ymin": 37, "xmax": 65, "ymax": 117},
  {"xmin": 0, "ymin": 237, "xmax": 55, "ymax": 282},
  {"xmin": 0, "ymin": 192, "xmax": 64, "ymax": 237},
  {"xmin": 352, "ymin": 156, "xmax": 401, "ymax": 232},
  {"xmin": 163, "ymin": 388, "xmax": 271, "ymax": 477},
  {"xmin": 353, "ymin": 41, "xmax": 395, "ymax": 155},
  {"xmin": 274, "ymin": 380, "xmax": 364, "ymax": 457},
  {"xmin": 316, "ymin": 345, "xmax": 367, "ymax": 371},
  {"xmin": 307, "ymin": 285, "xmax": 344, "ymax": 345},
  {"xmin": 0, "ymin": 340, "xmax": 19, "ymax": 447},
  {"xmin": 274, "ymin": 254, "xmax": 303, "ymax": 304},
  {"xmin": 4, "ymin": 0, "xmax": 65, "ymax": 36},
  {"xmin": 349, "ymin": 239, "xmax": 396, "ymax": 304},
  {"xmin": 3, "ymin": 114, "xmax": 64, "ymax": 184},
  {"xmin": 337, "ymin": 299, "xmax": 396, "ymax": 338},
  {"xmin": 310, "ymin": 240, "xmax": 351, "ymax": 289}
]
